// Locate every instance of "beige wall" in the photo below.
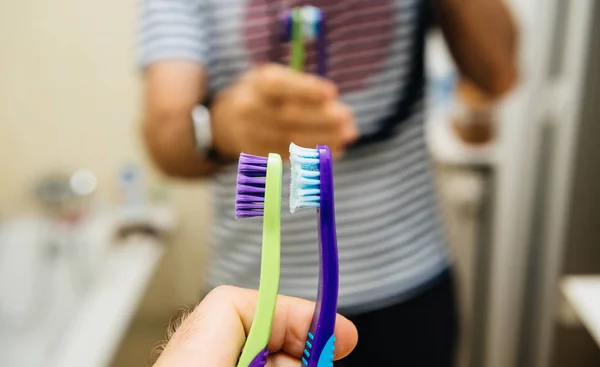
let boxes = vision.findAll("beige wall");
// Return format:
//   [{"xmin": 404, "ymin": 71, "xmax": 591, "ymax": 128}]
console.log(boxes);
[
  {"xmin": 0, "ymin": 0, "xmax": 209, "ymax": 319},
  {"xmin": 0, "ymin": 0, "xmax": 142, "ymax": 210}
]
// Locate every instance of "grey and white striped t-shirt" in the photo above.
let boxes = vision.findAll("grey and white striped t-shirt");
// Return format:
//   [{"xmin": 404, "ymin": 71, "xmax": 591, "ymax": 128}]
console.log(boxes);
[{"xmin": 138, "ymin": 0, "xmax": 449, "ymax": 313}]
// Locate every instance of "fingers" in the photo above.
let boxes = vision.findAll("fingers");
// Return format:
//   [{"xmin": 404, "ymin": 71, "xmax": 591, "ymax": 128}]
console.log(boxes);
[
  {"xmin": 278, "ymin": 101, "xmax": 349, "ymax": 131},
  {"xmin": 230, "ymin": 287, "xmax": 358, "ymax": 360},
  {"xmin": 267, "ymin": 352, "xmax": 302, "ymax": 367},
  {"xmin": 249, "ymin": 64, "xmax": 338, "ymax": 104},
  {"xmin": 234, "ymin": 75, "xmax": 358, "ymax": 146},
  {"xmin": 153, "ymin": 286, "xmax": 358, "ymax": 367},
  {"xmin": 276, "ymin": 102, "xmax": 359, "ymax": 152},
  {"xmin": 215, "ymin": 63, "xmax": 359, "ymax": 159},
  {"xmin": 240, "ymin": 98, "xmax": 358, "ymax": 157}
]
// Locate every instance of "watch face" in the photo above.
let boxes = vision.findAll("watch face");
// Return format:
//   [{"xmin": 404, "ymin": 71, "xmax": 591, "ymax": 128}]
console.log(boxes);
[
  {"xmin": 193, "ymin": 105, "xmax": 210, "ymax": 125},
  {"xmin": 192, "ymin": 105, "xmax": 212, "ymax": 153}
]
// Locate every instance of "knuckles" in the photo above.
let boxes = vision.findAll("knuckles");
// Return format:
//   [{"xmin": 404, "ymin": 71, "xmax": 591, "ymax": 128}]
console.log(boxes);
[
  {"xmin": 232, "ymin": 85, "xmax": 263, "ymax": 120},
  {"xmin": 278, "ymin": 103, "xmax": 299, "ymax": 125},
  {"xmin": 254, "ymin": 64, "xmax": 286, "ymax": 92}
]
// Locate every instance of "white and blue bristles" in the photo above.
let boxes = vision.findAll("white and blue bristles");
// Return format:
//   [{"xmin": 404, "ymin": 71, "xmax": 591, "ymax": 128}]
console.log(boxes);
[
  {"xmin": 283, "ymin": 6, "xmax": 321, "ymax": 42},
  {"xmin": 301, "ymin": 6, "xmax": 320, "ymax": 41},
  {"xmin": 289, "ymin": 143, "xmax": 321, "ymax": 213}
]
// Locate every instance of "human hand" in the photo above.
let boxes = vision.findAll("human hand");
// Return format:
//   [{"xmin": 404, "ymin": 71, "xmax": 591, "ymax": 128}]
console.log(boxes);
[
  {"xmin": 210, "ymin": 63, "xmax": 359, "ymax": 159},
  {"xmin": 153, "ymin": 286, "xmax": 358, "ymax": 367}
]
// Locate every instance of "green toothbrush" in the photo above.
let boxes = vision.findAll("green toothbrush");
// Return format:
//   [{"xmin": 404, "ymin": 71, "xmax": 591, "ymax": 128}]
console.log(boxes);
[
  {"xmin": 235, "ymin": 153, "xmax": 283, "ymax": 367},
  {"xmin": 291, "ymin": 7, "xmax": 305, "ymax": 71}
]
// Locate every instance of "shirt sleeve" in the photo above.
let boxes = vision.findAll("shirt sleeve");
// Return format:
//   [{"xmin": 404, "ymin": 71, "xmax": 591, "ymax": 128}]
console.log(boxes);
[{"xmin": 136, "ymin": 0, "xmax": 209, "ymax": 69}]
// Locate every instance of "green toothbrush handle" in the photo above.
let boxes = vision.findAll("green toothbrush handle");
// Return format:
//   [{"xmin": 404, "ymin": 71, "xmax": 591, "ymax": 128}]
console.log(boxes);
[
  {"xmin": 236, "ymin": 153, "xmax": 282, "ymax": 367},
  {"xmin": 291, "ymin": 7, "xmax": 305, "ymax": 71}
]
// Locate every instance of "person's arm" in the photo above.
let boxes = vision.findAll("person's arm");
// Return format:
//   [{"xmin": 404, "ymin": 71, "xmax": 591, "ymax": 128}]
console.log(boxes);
[
  {"xmin": 434, "ymin": 0, "xmax": 518, "ymax": 97},
  {"xmin": 142, "ymin": 63, "xmax": 357, "ymax": 179},
  {"xmin": 142, "ymin": 61, "xmax": 221, "ymax": 178},
  {"xmin": 137, "ymin": 0, "xmax": 221, "ymax": 178}
]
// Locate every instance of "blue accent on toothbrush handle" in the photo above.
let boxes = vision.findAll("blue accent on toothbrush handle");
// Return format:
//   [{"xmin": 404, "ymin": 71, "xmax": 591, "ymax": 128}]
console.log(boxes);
[
  {"xmin": 317, "ymin": 335, "xmax": 336, "ymax": 367},
  {"xmin": 303, "ymin": 145, "xmax": 338, "ymax": 367}
]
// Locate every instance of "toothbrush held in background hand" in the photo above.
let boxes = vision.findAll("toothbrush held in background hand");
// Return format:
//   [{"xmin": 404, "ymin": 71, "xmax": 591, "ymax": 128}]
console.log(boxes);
[
  {"xmin": 289, "ymin": 143, "xmax": 339, "ymax": 367},
  {"xmin": 235, "ymin": 153, "xmax": 283, "ymax": 367},
  {"xmin": 290, "ymin": 7, "xmax": 305, "ymax": 71},
  {"xmin": 283, "ymin": 6, "xmax": 327, "ymax": 76}
]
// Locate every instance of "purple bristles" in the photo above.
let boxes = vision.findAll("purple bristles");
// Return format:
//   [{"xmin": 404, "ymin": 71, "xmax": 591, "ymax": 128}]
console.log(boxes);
[{"xmin": 236, "ymin": 153, "xmax": 268, "ymax": 218}]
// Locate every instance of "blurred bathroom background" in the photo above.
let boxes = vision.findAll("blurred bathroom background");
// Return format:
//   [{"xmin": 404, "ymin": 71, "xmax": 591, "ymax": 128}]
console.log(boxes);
[{"xmin": 0, "ymin": 0, "xmax": 599, "ymax": 366}]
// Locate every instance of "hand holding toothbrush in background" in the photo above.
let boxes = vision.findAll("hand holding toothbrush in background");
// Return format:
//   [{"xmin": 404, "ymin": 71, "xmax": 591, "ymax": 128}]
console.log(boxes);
[
  {"xmin": 210, "ymin": 63, "xmax": 358, "ymax": 160},
  {"xmin": 151, "ymin": 286, "xmax": 358, "ymax": 367}
]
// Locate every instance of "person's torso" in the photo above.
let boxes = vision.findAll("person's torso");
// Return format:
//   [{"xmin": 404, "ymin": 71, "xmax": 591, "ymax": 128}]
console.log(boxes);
[{"xmin": 204, "ymin": 0, "xmax": 449, "ymax": 311}]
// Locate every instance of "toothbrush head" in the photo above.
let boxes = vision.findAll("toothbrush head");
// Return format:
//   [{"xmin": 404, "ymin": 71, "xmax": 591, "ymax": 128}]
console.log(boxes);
[
  {"xmin": 301, "ymin": 6, "xmax": 321, "ymax": 41},
  {"xmin": 236, "ymin": 153, "xmax": 268, "ymax": 218},
  {"xmin": 281, "ymin": 6, "xmax": 321, "ymax": 42},
  {"xmin": 289, "ymin": 143, "xmax": 321, "ymax": 213}
]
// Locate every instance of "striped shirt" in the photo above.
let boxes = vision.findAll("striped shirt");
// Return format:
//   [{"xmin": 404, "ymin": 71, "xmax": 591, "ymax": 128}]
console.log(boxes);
[{"xmin": 137, "ymin": 0, "xmax": 449, "ymax": 313}]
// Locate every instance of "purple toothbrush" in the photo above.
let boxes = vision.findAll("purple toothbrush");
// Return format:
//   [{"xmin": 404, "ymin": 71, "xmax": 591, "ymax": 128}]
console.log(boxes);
[{"xmin": 290, "ymin": 143, "xmax": 339, "ymax": 367}]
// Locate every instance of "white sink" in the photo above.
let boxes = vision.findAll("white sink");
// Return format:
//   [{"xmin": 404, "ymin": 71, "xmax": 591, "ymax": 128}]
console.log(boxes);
[{"xmin": 0, "ymin": 211, "xmax": 168, "ymax": 367}]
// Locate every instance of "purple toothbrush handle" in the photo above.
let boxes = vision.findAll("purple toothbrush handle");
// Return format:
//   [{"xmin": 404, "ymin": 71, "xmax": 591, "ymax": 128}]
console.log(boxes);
[
  {"xmin": 280, "ymin": 9, "xmax": 292, "ymax": 42},
  {"xmin": 316, "ymin": 10, "xmax": 327, "ymax": 77},
  {"xmin": 303, "ymin": 145, "xmax": 339, "ymax": 367},
  {"xmin": 248, "ymin": 347, "xmax": 269, "ymax": 367}
]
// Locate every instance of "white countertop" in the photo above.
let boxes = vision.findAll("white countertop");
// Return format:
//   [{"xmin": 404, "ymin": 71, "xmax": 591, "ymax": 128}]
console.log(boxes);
[{"xmin": 561, "ymin": 275, "xmax": 600, "ymax": 347}]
